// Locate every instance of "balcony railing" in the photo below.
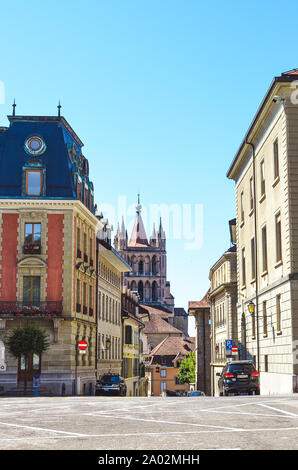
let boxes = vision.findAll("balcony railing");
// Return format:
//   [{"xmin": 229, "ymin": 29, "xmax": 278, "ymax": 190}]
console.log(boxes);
[
  {"xmin": 0, "ymin": 301, "xmax": 63, "ymax": 317},
  {"xmin": 23, "ymin": 243, "xmax": 41, "ymax": 255}
]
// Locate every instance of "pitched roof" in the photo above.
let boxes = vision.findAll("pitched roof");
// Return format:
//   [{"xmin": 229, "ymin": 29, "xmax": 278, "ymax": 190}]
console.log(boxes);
[
  {"xmin": 128, "ymin": 204, "xmax": 149, "ymax": 247},
  {"xmin": 141, "ymin": 304, "xmax": 173, "ymax": 318},
  {"xmin": 188, "ymin": 289, "xmax": 210, "ymax": 309},
  {"xmin": 149, "ymin": 336, "xmax": 195, "ymax": 356},
  {"xmin": 143, "ymin": 313, "xmax": 182, "ymax": 335}
]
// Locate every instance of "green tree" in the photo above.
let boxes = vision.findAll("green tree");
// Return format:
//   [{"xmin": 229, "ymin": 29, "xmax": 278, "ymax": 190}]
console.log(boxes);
[
  {"xmin": 5, "ymin": 325, "xmax": 50, "ymax": 394},
  {"xmin": 177, "ymin": 352, "xmax": 196, "ymax": 384}
]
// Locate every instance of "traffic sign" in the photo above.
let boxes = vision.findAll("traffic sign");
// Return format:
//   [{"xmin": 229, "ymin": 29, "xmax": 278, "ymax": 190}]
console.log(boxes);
[
  {"xmin": 225, "ymin": 340, "xmax": 233, "ymax": 351},
  {"xmin": 78, "ymin": 340, "xmax": 88, "ymax": 351},
  {"xmin": 232, "ymin": 345, "xmax": 238, "ymax": 352}
]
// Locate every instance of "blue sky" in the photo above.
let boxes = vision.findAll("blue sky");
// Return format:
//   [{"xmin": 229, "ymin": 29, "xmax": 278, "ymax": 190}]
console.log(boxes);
[{"xmin": 1, "ymin": 0, "xmax": 298, "ymax": 335}]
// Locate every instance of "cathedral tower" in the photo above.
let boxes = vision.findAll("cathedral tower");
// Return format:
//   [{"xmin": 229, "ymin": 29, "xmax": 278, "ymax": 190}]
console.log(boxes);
[{"xmin": 114, "ymin": 199, "xmax": 174, "ymax": 312}]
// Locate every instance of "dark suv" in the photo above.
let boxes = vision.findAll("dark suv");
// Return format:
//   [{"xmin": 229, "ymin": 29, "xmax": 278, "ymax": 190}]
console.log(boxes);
[
  {"xmin": 95, "ymin": 374, "xmax": 127, "ymax": 396},
  {"xmin": 217, "ymin": 361, "xmax": 260, "ymax": 396}
]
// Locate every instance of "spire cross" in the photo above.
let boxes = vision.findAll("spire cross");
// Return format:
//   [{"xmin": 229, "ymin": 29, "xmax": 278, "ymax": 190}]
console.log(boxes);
[
  {"xmin": 57, "ymin": 100, "xmax": 62, "ymax": 117},
  {"xmin": 12, "ymin": 99, "xmax": 16, "ymax": 116}
]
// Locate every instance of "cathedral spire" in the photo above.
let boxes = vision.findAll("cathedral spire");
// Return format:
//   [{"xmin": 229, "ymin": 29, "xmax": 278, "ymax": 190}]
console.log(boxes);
[{"xmin": 128, "ymin": 196, "xmax": 149, "ymax": 247}]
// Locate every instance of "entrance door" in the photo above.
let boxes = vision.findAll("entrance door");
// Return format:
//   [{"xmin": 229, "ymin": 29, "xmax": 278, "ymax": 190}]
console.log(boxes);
[{"xmin": 18, "ymin": 352, "xmax": 41, "ymax": 382}]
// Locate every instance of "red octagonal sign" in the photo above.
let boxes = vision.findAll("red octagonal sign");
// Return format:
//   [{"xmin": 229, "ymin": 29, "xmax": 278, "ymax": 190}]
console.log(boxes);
[{"xmin": 78, "ymin": 340, "xmax": 88, "ymax": 351}]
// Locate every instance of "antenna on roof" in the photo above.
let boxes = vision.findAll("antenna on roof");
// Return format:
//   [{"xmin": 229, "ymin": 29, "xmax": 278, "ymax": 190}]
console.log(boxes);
[
  {"xmin": 57, "ymin": 100, "xmax": 62, "ymax": 117},
  {"xmin": 12, "ymin": 99, "xmax": 16, "ymax": 117}
]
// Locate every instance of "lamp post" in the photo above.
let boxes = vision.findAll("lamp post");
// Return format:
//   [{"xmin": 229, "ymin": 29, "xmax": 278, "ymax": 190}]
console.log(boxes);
[{"xmin": 247, "ymin": 300, "xmax": 259, "ymax": 370}]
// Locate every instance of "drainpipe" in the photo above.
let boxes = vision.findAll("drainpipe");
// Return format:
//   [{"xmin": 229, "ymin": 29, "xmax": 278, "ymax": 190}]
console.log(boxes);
[{"xmin": 245, "ymin": 139, "xmax": 260, "ymax": 372}]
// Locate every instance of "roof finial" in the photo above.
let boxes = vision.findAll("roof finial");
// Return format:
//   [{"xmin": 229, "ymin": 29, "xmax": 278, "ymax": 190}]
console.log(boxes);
[
  {"xmin": 138, "ymin": 192, "xmax": 140, "ymax": 205},
  {"xmin": 57, "ymin": 100, "xmax": 62, "ymax": 117},
  {"xmin": 12, "ymin": 99, "xmax": 16, "ymax": 117}
]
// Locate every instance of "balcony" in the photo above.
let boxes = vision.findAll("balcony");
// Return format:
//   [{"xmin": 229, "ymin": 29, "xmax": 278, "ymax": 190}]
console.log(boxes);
[
  {"xmin": 0, "ymin": 301, "xmax": 63, "ymax": 317},
  {"xmin": 23, "ymin": 243, "xmax": 41, "ymax": 255}
]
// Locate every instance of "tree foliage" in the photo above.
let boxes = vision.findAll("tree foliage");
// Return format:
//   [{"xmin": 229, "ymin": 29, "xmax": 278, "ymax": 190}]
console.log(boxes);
[
  {"xmin": 5, "ymin": 325, "xmax": 50, "ymax": 359},
  {"xmin": 177, "ymin": 352, "xmax": 196, "ymax": 384}
]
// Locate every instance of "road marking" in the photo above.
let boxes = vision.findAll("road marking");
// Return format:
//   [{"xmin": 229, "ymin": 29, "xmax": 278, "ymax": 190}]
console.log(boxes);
[
  {"xmin": 0, "ymin": 421, "xmax": 88, "ymax": 437},
  {"xmin": 257, "ymin": 403, "xmax": 298, "ymax": 418},
  {"xmin": 87, "ymin": 413, "xmax": 243, "ymax": 431}
]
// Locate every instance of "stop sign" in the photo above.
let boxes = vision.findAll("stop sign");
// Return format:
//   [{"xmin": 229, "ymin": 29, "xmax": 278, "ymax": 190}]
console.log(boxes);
[
  {"xmin": 232, "ymin": 345, "xmax": 238, "ymax": 352},
  {"xmin": 78, "ymin": 340, "xmax": 88, "ymax": 351}
]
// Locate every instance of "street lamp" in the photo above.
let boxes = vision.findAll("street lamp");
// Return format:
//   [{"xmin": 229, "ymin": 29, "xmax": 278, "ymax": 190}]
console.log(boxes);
[
  {"xmin": 105, "ymin": 338, "xmax": 111, "ymax": 350},
  {"xmin": 248, "ymin": 300, "xmax": 255, "ymax": 314}
]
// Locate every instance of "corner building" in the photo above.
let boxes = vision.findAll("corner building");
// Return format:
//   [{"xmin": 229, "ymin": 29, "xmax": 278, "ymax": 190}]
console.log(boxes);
[
  {"xmin": 0, "ymin": 114, "xmax": 103, "ymax": 396},
  {"xmin": 227, "ymin": 69, "xmax": 298, "ymax": 394}
]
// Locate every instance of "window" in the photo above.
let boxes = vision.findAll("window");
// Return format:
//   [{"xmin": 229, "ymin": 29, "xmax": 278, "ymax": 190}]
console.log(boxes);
[
  {"xmin": 262, "ymin": 226, "xmax": 268, "ymax": 273},
  {"xmin": 264, "ymin": 355, "xmax": 269, "ymax": 372},
  {"xmin": 76, "ymin": 279, "xmax": 81, "ymax": 312},
  {"xmin": 273, "ymin": 139, "xmax": 279, "ymax": 180},
  {"xmin": 276, "ymin": 294, "xmax": 282, "ymax": 333},
  {"xmin": 260, "ymin": 160, "xmax": 265, "ymax": 196},
  {"xmin": 89, "ymin": 285, "xmax": 93, "ymax": 315},
  {"xmin": 263, "ymin": 301, "xmax": 268, "ymax": 336},
  {"xmin": 26, "ymin": 170, "xmax": 42, "ymax": 196},
  {"xmin": 76, "ymin": 227, "xmax": 81, "ymax": 258},
  {"xmin": 125, "ymin": 325, "xmax": 132, "ymax": 345},
  {"xmin": 23, "ymin": 276, "xmax": 40, "ymax": 307},
  {"xmin": 25, "ymin": 223, "xmax": 41, "ymax": 245},
  {"xmin": 275, "ymin": 213, "xmax": 282, "ymax": 263},
  {"xmin": 251, "ymin": 237, "xmax": 256, "ymax": 280},
  {"xmin": 241, "ymin": 248, "xmax": 246, "ymax": 286},
  {"xmin": 160, "ymin": 382, "xmax": 167, "ymax": 393},
  {"xmin": 83, "ymin": 283, "xmax": 87, "ymax": 314},
  {"xmin": 249, "ymin": 177, "xmax": 254, "ymax": 211},
  {"xmin": 160, "ymin": 369, "xmax": 167, "ymax": 378},
  {"xmin": 240, "ymin": 191, "xmax": 244, "ymax": 223}
]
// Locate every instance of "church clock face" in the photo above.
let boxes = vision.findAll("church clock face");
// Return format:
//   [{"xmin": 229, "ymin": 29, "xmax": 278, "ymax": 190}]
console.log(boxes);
[{"xmin": 24, "ymin": 136, "xmax": 46, "ymax": 156}]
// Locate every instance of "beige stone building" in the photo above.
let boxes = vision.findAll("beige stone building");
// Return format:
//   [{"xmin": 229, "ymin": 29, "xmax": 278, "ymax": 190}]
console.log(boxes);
[
  {"xmin": 208, "ymin": 245, "xmax": 237, "ymax": 395},
  {"xmin": 188, "ymin": 293, "xmax": 211, "ymax": 396},
  {"xmin": 227, "ymin": 69, "xmax": 298, "ymax": 394},
  {"xmin": 96, "ymin": 222, "xmax": 131, "ymax": 379},
  {"xmin": 121, "ymin": 287, "xmax": 149, "ymax": 396}
]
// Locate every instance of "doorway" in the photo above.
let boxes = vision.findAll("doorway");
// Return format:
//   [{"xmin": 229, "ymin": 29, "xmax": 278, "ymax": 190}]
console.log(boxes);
[{"xmin": 18, "ymin": 352, "xmax": 41, "ymax": 382}]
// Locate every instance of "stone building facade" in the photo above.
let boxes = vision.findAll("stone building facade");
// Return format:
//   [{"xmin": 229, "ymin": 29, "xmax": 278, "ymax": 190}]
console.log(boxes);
[
  {"xmin": 227, "ymin": 69, "xmax": 298, "ymax": 394},
  {"xmin": 96, "ymin": 223, "xmax": 131, "ymax": 380},
  {"xmin": 208, "ymin": 245, "xmax": 237, "ymax": 395},
  {"xmin": 0, "ymin": 113, "xmax": 102, "ymax": 396}
]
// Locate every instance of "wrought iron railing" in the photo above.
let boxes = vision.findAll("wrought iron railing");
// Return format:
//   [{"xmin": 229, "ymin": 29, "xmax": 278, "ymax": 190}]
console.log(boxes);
[{"xmin": 0, "ymin": 301, "xmax": 63, "ymax": 316}]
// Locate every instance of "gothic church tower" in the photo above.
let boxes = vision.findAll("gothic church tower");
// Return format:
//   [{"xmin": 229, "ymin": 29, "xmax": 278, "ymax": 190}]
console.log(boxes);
[{"xmin": 114, "ymin": 198, "xmax": 174, "ymax": 312}]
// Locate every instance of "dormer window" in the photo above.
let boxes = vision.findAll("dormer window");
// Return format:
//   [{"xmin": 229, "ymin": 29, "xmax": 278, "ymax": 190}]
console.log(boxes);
[
  {"xmin": 26, "ymin": 170, "xmax": 42, "ymax": 196},
  {"xmin": 22, "ymin": 158, "xmax": 46, "ymax": 198}
]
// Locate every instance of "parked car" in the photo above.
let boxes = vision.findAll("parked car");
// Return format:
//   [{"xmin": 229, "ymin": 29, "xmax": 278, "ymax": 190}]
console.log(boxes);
[
  {"xmin": 95, "ymin": 374, "xmax": 127, "ymax": 396},
  {"xmin": 187, "ymin": 391, "xmax": 206, "ymax": 397},
  {"xmin": 217, "ymin": 360, "xmax": 260, "ymax": 396}
]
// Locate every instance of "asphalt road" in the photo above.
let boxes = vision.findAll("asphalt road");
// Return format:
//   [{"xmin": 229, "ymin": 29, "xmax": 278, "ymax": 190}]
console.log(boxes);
[{"xmin": 0, "ymin": 394, "xmax": 297, "ymax": 451}]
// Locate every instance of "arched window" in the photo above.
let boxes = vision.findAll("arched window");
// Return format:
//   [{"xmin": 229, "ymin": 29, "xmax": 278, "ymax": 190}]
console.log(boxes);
[
  {"xmin": 138, "ymin": 281, "xmax": 144, "ymax": 301},
  {"xmin": 152, "ymin": 281, "xmax": 158, "ymax": 301},
  {"xmin": 138, "ymin": 258, "xmax": 144, "ymax": 274},
  {"xmin": 152, "ymin": 256, "xmax": 157, "ymax": 275}
]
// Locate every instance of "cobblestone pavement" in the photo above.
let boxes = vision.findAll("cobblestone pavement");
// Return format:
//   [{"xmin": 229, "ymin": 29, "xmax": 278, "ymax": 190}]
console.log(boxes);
[{"xmin": 0, "ymin": 394, "xmax": 297, "ymax": 450}]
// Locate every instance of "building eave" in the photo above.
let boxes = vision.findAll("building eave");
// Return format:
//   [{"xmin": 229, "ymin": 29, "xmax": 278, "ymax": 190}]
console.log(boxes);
[{"xmin": 226, "ymin": 74, "xmax": 295, "ymax": 180}]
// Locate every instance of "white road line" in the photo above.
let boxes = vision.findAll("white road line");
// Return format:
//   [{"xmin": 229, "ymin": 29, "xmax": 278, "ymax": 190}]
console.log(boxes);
[
  {"xmin": 0, "ymin": 421, "xmax": 88, "ymax": 437},
  {"xmin": 87, "ymin": 413, "xmax": 243, "ymax": 431},
  {"xmin": 257, "ymin": 403, "xmax": 298, "ymax": 418}
]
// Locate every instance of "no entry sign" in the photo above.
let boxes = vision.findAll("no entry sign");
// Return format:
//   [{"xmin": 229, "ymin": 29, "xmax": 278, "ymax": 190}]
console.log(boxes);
[
  {"xmin": 78, "ymin": 340, "xmax": 88, "ymax": 351},
  {"xmin": 232, "ymin": 345, "xmax": 238, "ymax": 352}
]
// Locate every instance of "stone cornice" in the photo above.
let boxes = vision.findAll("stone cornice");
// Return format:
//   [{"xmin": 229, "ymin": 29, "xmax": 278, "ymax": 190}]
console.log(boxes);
[{"xmin": 0, "ymin": 199, "xmax": 103, "ymax": 229}]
